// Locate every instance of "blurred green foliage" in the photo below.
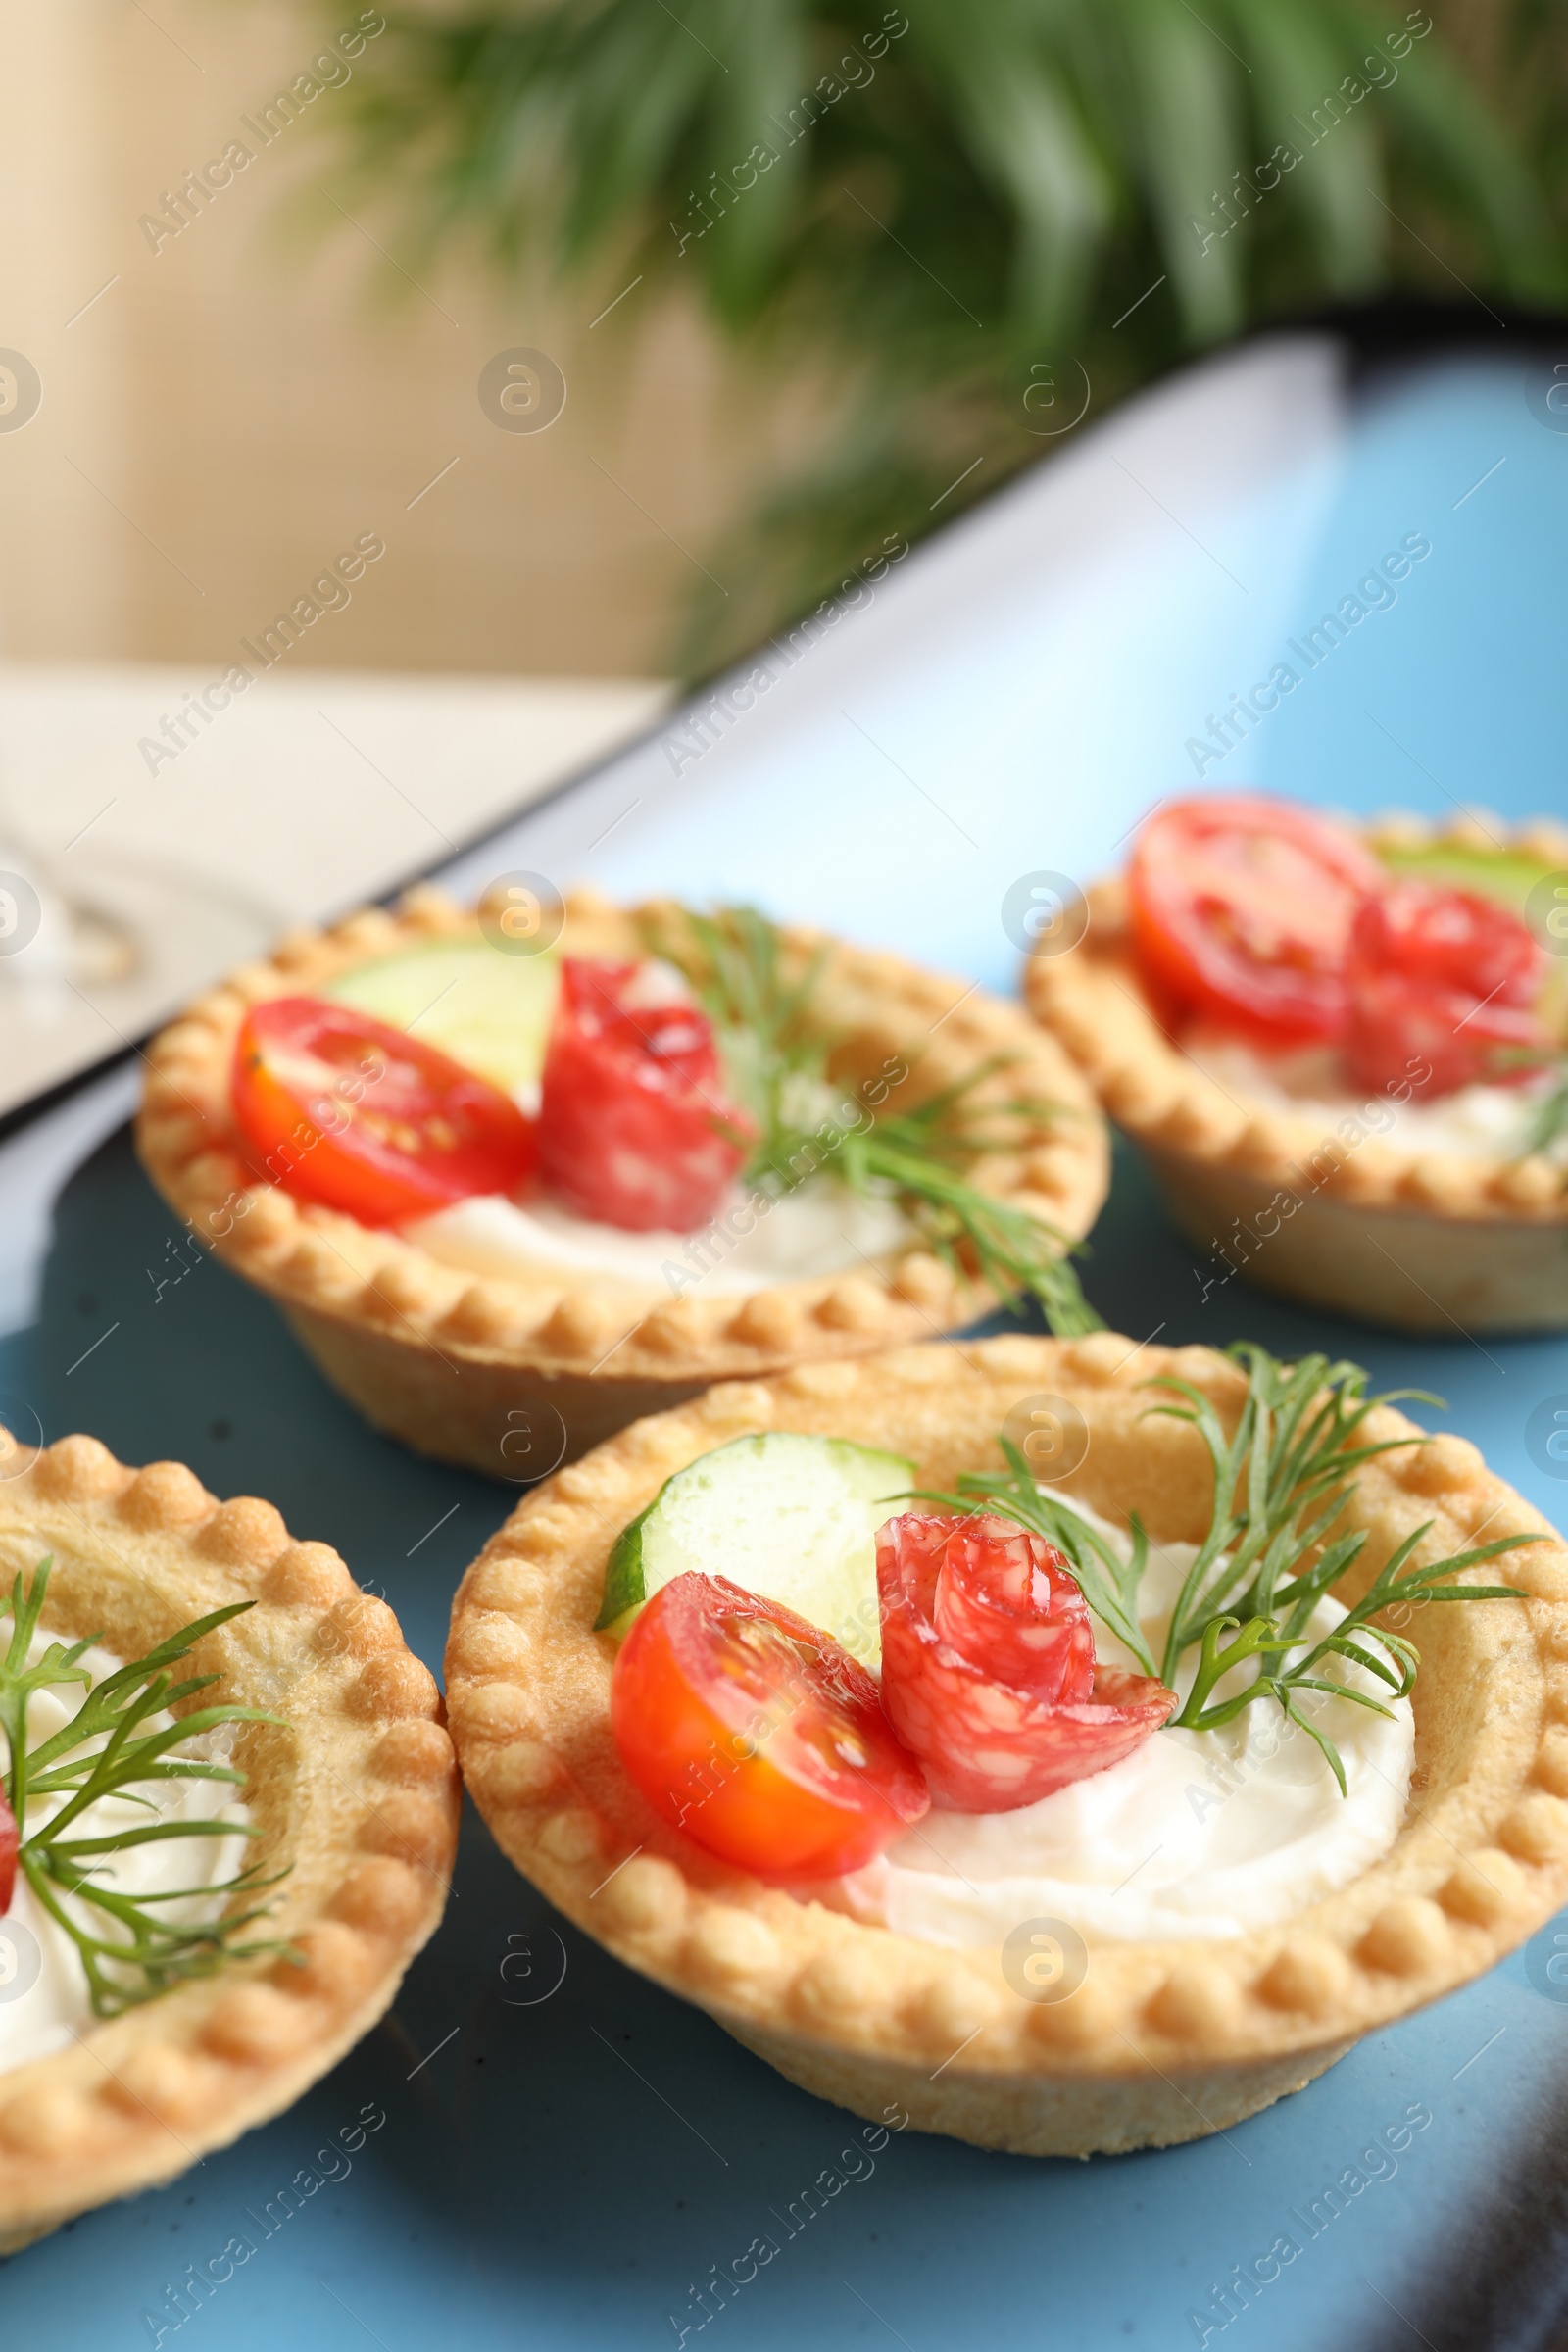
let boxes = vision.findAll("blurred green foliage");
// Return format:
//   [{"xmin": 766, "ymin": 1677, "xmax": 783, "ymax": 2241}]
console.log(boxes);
[{"xmin": 325, "ymin": 0, "xmax": 1563, "ymax": 671}]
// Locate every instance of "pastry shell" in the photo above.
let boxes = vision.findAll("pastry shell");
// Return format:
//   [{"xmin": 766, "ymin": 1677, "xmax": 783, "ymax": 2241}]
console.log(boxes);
[
  {"xmin": 446, "ymin": 1333, "xmax": 1568, "ymax": 2158},
  {"xmin": 0, "ymin": 1427, "xmax": 459, "ymax": 2251},
  {"xmin": 136, "ymin": 887, "xmax": 1109, "ymax": 1477},
  {"xmin": 1022, "ymin": 814, "xmax": 1568, "ymax": 1333}
]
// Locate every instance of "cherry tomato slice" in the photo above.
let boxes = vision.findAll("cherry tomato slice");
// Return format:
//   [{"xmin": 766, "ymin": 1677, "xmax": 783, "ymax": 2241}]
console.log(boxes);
[
  {"xmin": 877, "ymin": 1512, "xmax": 1175, "ymax": 1813},
  {"xmin": 611, "ymin": 1572, "xmax": 929, "ymax": 1881},
  {"xmin": 0, "ymin": 1785, "xmax": 16, "ymax": 1915},
  {"xmin": 1345, "ymin": 878, "xmax": 1552, "ymax": 1097},
  {"xmin": 230, "ymin": 997, "xmax": 536, "ymax": 1226},
  {"xmin": 537, "ymin": 958, "xmax": 752, "ymax": 1231},
  {"xmin": 1130, "ymin": 795, "xmax": 1384, "ymax": 1040}
]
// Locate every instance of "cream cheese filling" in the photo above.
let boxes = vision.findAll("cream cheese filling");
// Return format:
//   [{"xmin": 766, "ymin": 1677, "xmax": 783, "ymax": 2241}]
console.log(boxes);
[
  {"xmin": 0, "ymin": 1632, "xmax": 251, "ymax": 2073},
  {"xmin": 405, "ymin": 1179, "xmax": 914, "ymax": 1299},
  {"xmin": 817, "ymin": 1505, "xmax": 1413, "ymax": 1948},
  {"xmin": 1181, "ymin": 1026, "xmax": 1564, "ymax": 1162}
]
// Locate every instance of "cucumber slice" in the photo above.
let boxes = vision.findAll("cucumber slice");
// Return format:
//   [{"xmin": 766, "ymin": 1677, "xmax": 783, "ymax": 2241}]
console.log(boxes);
[
  {"xmin": 325, "ymin": 940, "xmax": 560, "ymax": 1097},
  {"xmin": 596, "ymin": 1432, "xmax": 914, "ymax": 1665}
]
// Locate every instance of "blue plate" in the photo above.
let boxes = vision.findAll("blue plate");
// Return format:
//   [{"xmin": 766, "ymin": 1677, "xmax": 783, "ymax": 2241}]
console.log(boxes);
[{"xmin": 3, "ymin": 311, "xmax": 1567, "ymax": 2351}]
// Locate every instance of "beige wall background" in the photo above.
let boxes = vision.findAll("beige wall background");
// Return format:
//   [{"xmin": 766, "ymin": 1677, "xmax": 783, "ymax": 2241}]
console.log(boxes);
[{"xmin": 0, "ymin": 0, "xmax": 795, "ymax": 682}]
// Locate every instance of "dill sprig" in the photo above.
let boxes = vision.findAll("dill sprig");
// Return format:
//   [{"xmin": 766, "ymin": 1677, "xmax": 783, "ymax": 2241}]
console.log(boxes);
[
  {"xmin": 1145, "ymin": 1345, "xmax": 1442, "ymax": 1686},
  {"xmin": 1170, "ymin": 1524, "xmax": 1533, "ymax": 1793},
  {"xmin": 2, "ymin": 1559, "xmax": 287, "ymax": 2016},
  {"xmin": 637, "ymin": 903, "xmax": 1102, "ymax": 1338},
  {"xmin": 1481, "ymin": 1042, "xmax": 1568, "ymax": 1161},
  {"xmin": 911, "ymin": 1343, "xmax": 1540, "ymax": 1795},
  {"xmin": 1523, "ymin": 1057, "xmax": 1568, "ymax": 1158}
]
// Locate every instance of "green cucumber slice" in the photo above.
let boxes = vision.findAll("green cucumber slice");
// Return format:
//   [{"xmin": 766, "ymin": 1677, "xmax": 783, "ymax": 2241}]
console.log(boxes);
[
  {"xmin": 596, "ymin": 1432, "xmax": 914, "ymax": 1665},
  {"xmin": 325, "ymin": 939, "xmax": 559, "ymax": 1096}
]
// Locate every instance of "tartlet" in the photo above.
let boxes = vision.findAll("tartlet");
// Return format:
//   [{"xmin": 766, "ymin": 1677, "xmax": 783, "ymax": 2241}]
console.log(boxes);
[
  {"xmin": 0, "ymin": 1426, "xmax": 458, "ymax": 2251},
  {"xmin": 136, "ymin": 886, "xmax": 1109, "ymax": 1478},
  {"xmin": 1024, "ymin": 812, "xmax": 1568, "ymax": 1334},
  {"xmin": 445, "ymin": 1334, "xmax": 1568, "ymax": 2158}
]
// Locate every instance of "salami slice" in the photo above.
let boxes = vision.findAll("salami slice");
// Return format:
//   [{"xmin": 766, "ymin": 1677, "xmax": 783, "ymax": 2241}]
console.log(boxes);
[
  {"xmin": 537, "ymin": 958, "xmax": 752, "ymax": 1231},
  {"xmin": 876, "ymin": 1512, "xmax": 1176, "ymax": 1813}
]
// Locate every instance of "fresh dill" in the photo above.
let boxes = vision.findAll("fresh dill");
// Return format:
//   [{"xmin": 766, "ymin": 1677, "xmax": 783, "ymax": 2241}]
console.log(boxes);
[
  {"xmin": 638, "ymin": 902, "xmax": 1102, "ymax": 1337},
  {"xmin": 1, "ymin": 1559, "xmax": 287, "ymax": 2016},
  {"xmin": 1522, "ymin": 1057, "xmax": 1568, "ymax": 1157},
  {"xmin": 1480, "ymin": 1041, "xmax": 1568, "ymax": 1161},
  {"xmin": 1166, "ymin": 1523, "xmax": 1531, "ymax": 1791},
  {"xmin": 1145, "ymin": 1345, "xmax": 1444, "ymax": 1685}
]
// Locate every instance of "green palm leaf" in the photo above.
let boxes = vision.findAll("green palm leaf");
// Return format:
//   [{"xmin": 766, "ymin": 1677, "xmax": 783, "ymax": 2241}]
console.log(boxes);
[{"xmin": 317, "ymin": 0, "xmax": 1561, "ymax": 665}]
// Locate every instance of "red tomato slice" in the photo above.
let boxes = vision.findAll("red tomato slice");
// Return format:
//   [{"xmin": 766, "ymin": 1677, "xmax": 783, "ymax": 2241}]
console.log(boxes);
[
  {"xmin": 230, "ymin": 997, "xmax": 536, "ymax": 1226},
  {"xmin": 1130, "ymin": 795, "xmax": 1384, "ymax": 1040},
  {"xmin": 1345, "ymin": 879, "xmax": 1552, "ymax": 1098},
  {"xmin": 877, "ymin": 1512, "xmax": 1175, "ymax": 1813},
  {"xmin": 537, "ymin": 958, "xmax": 752, "ymax": 1231},
  {"xmin": 611, "ymin": 1572, "xmax": 929, "ymax": 1880},
  {"xmin": 0, "ymin": 1785, "xmax": 16, "ymax": 1915}
]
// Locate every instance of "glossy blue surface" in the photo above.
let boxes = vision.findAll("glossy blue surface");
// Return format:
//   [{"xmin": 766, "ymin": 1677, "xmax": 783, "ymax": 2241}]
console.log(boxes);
[{"xmin": 2, "ymin": 330, "xmax": 1566, "ymax": 2349}]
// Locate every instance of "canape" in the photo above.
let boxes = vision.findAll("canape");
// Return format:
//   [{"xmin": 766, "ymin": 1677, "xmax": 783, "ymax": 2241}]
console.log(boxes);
[
  {"xmin": 0, "ymin": 1426, "xmax": 457, "ymax": 2251},
  {"xmin": 444, "ymin": 1333, "xmax": 1568, "ymax": 2157},
  {"xmin": 1023, "ymin": 798, "xmax": 1568, "ymax": 1332},
  {"xmin": 137, "ymin": 887, "xmax": 1108, "ymax": 1478}
]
